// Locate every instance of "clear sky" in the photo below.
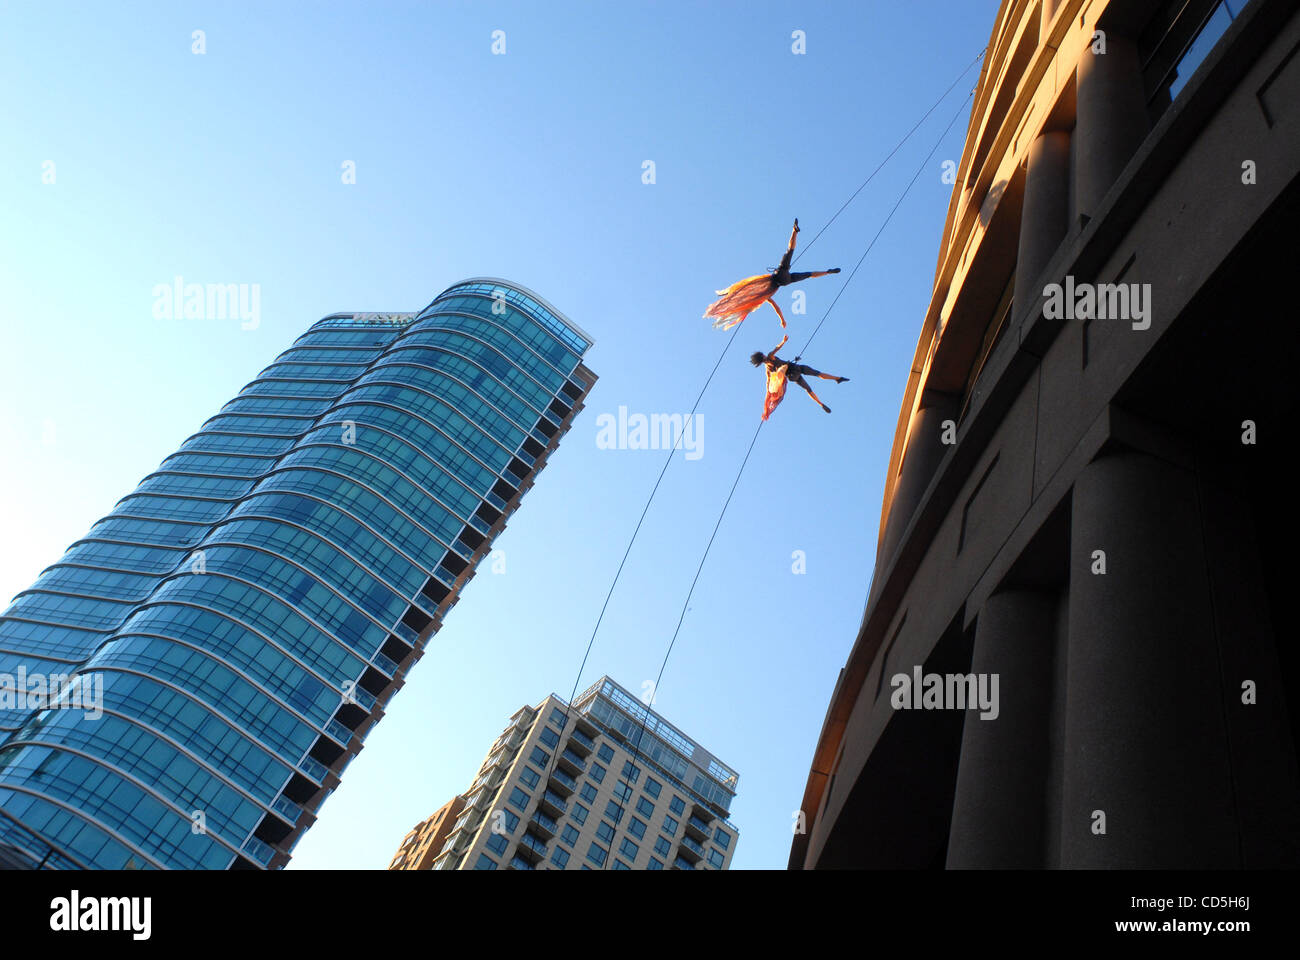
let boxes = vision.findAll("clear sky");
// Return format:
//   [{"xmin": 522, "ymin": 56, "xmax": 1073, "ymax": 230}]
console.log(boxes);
[{"xmin": 0, "ymin": 0, "xmax": 999, "ymax": 869}]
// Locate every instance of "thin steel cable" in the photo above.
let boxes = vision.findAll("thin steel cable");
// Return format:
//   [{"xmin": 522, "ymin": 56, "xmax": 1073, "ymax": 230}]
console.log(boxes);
[
  {"xmin": 603, "ymin": 87, "xmax": 979, "ymax": 867},
  {"xmin": 794, "ymin": 47, "xmax": 985, "ymax": 265}
]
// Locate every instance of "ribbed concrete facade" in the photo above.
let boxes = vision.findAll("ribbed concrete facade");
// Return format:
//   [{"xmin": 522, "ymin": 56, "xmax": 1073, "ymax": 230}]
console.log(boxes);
[
  {"xmin": 792, "ymin": 0, "xmax": 1300, "ymax": 869},
  {"xmin": 419, "ymin": 678, "xmax": 740, "ymax": 871}
]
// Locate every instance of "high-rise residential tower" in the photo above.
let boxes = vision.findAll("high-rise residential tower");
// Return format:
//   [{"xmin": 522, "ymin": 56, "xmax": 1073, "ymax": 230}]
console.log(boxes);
[
  {"xmin": 0, "ymin": 278, "xmax": 596, "ymax": 870},
  {"xmin": 792, "ymin": 0, "xmax": 1300, "ymax": 869},
  {"xmin": 389, "ymin": 795, "xmax": 465, "ymax": 870},
  {"xmin": 411, "ymin": 677, "xmax": 740, "ymax": 871}
]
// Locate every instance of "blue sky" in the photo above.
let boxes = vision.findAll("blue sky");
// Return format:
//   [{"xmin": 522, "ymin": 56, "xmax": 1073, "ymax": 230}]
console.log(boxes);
[{"xmin": 0, "ymin": 0, "xmax": 998, "ymax": 869}]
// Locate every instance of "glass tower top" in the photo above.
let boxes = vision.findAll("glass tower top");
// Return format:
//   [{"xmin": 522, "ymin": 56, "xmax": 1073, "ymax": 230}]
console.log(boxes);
[{"xmin": 0, "ymin": 278, "xmax": 595, "ymax": 869}]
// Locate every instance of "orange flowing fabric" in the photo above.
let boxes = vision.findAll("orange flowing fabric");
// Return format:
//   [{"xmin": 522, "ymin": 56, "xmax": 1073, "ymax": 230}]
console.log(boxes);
[
  {"xmin": 762, "ymin": 363, "xmax": 789, "ymax": 421},
  {"xmin": 703, "ymin": 274, "xmax": 777, "ymax": 330}
]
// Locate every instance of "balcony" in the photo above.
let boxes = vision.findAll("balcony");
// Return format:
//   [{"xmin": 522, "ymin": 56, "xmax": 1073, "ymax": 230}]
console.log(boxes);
[
  {"xmin": 678, "ymin": 835, "xmax": 704, "ymax": 863},
  {"xmin": 567, "ymin": 728, "xmax": 595, "ymax": 755},
  {"xmin": 548, "ymin": 767, "xmax": 577, "ymax": 796},
  {"xmin": 468, "ymin": 514, "xmax": 491, "ymax": 535},
  {"xmin": 241, "ymin": 836, "xmax": 276, "ymax": 868},
  {"xmin": 684, "ymin": 815, "xmax": 711, "ymax": 842},
  {"xmin": 556, "ymin": 749, "xmax": 586, "ymax": 776},
  {"xmin": 690, "ymin": 798, "xmax": 717, "ymax": 824},
  {"xmin": 298, "ymin": 755, "xmax": 328, "ymax": 785},
  {"xmin": 529, "ymin": 810, "xmax": 558, "ymax": 839},
  {"xmin": 506, "ymin": 855, "xmax": 535, "ymax": 871},
  {"xmin": 538, "ymin": 790, "xmax": 568, "ymax": 818},
  {"xmin": 372, "ymin": 650, "xmax": 399, "ymax": 677},
  {"xmin": 325, "ymin": 719, "xmax": 352, "ymax": 746},
  {"xmin": 345, "ymin": 683, "xmax": 377, "ymax": 711},
  {"xmin": 486, "ymin": 491, "xmax": 507, "ymax": 511},
  {"xmin": 518, "ymin": 831, "xmax": 548, "ymax": 861},
  {"xmin": 670, "ymin": 856, "xmax": 694, "ymax": 871},
  {"xmin": 271, "ymin": 795, "xmax": 303, "ymax": 825}
]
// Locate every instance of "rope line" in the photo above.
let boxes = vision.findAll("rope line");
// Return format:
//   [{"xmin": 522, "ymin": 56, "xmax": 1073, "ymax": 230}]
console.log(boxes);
[
  {"xmin": 800, "ymin": 89, "xmax": 976, "ymax": 359},
  {"xmin": 562, "ymin": 53, "xmax": 985, "ymax": 722},
  {"xmin": 794, "ymin": 47, "xmax": 985, "ymax": 265},
  {"xmin": 600, "ymin": 87, "xmax": 980, "ymax": 868},
  {"xmin": 519, "ymin": 52, "xmax": 986, "ymax": 872}
]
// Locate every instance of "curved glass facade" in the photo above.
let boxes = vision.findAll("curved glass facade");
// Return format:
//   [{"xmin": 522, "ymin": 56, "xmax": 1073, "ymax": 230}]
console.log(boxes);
[{"xmin": 0, "ymin": 279, "xmax": 595, "ymax": 869}]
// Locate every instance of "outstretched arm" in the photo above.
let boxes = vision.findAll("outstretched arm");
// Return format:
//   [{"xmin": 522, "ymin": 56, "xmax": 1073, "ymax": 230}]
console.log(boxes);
[
  {"xmin": 766, "ymin": 333, "xmax": 789, "ymax": 363},
  {"xmin": 766, "ymin": 297, "xmax": 787, "ymax": 328}
]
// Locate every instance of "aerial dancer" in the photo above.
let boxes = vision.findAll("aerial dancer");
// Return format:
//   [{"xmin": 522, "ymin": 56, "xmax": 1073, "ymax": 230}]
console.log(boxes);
[
  {"xmin": 704, "ymin": 219, "xmax": 841, "ymax": 331},
  {"xmin": 751, "ymin": 333, "xmax": 850, "ymax": 420}
]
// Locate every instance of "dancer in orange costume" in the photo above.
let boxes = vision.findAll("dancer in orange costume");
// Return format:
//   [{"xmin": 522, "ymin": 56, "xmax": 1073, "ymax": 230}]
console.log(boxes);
[
  {"xmin": 704, "ymin": 219, "xmax": 840, "ymax": 331},
  {"xmin": 751, "ymin": 333, "xmax": 850, "ymax": 420}
]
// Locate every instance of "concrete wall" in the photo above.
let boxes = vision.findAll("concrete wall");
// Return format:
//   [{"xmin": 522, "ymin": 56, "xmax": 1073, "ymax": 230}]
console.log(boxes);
[{"xmin": 794, "ymin": 0, "xmax": 1300, "ymax": 869}]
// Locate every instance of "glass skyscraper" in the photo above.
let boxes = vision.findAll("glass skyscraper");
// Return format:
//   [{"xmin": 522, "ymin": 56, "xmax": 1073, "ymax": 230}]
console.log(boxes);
[{"xmin": 0, "ymin": 278, "xmax": 596, "ymax": 870}]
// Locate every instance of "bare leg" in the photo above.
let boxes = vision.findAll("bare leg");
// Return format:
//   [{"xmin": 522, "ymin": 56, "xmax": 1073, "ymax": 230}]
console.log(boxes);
[
  {"xmin": 794, "ymin": 375, "xmax": 830, "ymax": 413},
  {"xmin": 787, "ymin": 218, "xmax": 800, "ymax": 253},
  {"xmin": 766, "ymin": 297, "xmax": 787, "ymax": 328},
  {"xmin": 787, "ymin": 268, "xmax": 841, "ymax": 283},
  {"xmin": 792, "ymin": 362, "xmax": 848, "ymax": 383}
]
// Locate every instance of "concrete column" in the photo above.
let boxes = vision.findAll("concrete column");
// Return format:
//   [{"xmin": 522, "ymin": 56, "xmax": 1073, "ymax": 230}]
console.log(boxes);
[
  {"xmin": 1075, "ymin": 32, "xmax": 1149, "ymax": 218},
  {"xmin": 948, "ymin": 589, "xmax": 1058, "ymax": 868},
  {"xmin": 1040, "ymin": 0, "xmax": 1063, "ymax": 42},
  {"xmin": 1060, "ymin": 450, "xmax": 1237, "ymax": 867},
  {"xmin": 1013, "ymin": 131, "xmax": 1071, "ymax": 317},
  {"xmin": 878, "ymin": 392, "xmax": 960, "ymax": 567}
]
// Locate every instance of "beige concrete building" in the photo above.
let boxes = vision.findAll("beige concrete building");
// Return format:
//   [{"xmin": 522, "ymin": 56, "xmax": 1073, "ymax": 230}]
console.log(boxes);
[
  {"xmin": 412, "ymin": 677, "xmax": 739, "ymax": 870},
  {"xmin": 389, "ymin": 795, "xmax": 465, "ymax": 870},
  {"xmin": 793, "ymin": 0, "xmax": 1300, "ymax": 868}
]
